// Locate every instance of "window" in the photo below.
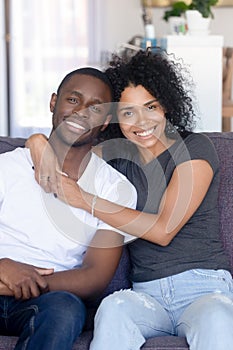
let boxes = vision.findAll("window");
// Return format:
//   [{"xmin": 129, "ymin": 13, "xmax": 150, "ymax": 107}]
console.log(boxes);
[{"xmin": 4, "ymin": 0, "xmax": 98, "ymax": 137}]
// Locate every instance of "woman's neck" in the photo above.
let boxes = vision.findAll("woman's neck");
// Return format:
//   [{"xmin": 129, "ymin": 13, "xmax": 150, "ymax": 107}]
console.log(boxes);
[{"xmin": 138, "ymin": 136, "xmax": 176, "ymax": 164}]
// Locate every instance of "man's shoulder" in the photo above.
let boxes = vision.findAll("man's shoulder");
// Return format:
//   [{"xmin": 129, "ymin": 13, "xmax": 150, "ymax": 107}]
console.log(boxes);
[
  {"xmin": 0, "ymin": 146, "xmax": 30, "ymax": 160},
  {"xmin": 0, "ymin": 147, "xmax": 32, "ymax": 171},
  {"xmin": 88, "ymin": 152, "xmax": 137, "ymax": 208},
  {"xmin": 80, "ymin": 152, "xmax": 137, "ymax": 200},
  {"xmin": 89, "ymin": 152, "xmax": 131, "ymax": 182}
]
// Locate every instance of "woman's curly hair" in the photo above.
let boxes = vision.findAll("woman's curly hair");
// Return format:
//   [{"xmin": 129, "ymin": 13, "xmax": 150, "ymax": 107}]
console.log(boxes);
[{"xmin": 102, "ymin": 48, "xmax": 197, "ymax": 141}]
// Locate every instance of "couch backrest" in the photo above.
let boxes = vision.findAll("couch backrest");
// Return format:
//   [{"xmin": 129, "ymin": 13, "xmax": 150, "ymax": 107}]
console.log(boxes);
[
  {"xmin": 0, "ymin": 133, "xmax": 233, "ymax": 295},
  {"xmin": 204, "ymin": 132, "xmax": 233, "ymax": 274},
  {"xmin": 0, "ymin": 137, "xmax": 26, "ymax": 152}
]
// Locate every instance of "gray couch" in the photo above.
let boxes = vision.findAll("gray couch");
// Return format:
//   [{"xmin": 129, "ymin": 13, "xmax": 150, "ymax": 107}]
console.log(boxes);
[{"xmin": 0, "ymin": 132, "xmax": 233, "ymax": 350}]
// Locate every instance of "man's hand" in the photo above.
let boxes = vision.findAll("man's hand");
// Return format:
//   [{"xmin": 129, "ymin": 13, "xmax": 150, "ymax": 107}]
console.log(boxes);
[{"xmin": 0, "ymin": 258, "xmax": 54, "ymax": 300}]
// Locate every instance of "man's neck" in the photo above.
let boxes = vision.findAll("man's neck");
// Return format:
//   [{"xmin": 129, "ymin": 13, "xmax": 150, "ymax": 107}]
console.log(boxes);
[{"xmin": 49, "ymin": 135, "xmax": 92, "ymax": 182}]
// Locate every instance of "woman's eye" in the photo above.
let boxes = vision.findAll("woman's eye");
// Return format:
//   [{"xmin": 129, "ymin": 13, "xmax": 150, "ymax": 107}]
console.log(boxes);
[
  {"xmin": 123, "ymin": 110, "xmax": 133, "ymax": 118},
  {"xmin": 147, "ymin": 104, "xmax": 157, "ymax": 111}
]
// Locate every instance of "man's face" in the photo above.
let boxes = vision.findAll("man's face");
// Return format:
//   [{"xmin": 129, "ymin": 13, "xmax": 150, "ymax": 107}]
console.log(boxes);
[{"xmin": 50, "ymin": 74, "xmax": 112, "ymax": 147}]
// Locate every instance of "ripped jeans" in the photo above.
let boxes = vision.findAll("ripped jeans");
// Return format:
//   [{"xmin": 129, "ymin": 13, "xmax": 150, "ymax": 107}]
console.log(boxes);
[{"xmin": 90, "ymin": 269, "xmax": 233, "ymax": 350}]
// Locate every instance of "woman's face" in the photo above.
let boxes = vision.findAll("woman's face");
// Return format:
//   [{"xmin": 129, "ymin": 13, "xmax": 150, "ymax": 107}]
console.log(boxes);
[{"xmin": 117, "ymin": 85, "xmax": 168, "ymax": 156}]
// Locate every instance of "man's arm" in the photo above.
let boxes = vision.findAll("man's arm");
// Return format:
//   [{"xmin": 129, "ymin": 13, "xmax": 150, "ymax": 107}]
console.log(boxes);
[
  {"xmin": 0, "ymin": 230, "xmax": 123, "ymax": 301},
  {"xmin": 0, "ymin": 258, "xmax": 54, "ymax": 299},
  {"xmin": 0, "ymin": 281, "xmax": 13, "ymax": 296},
  {"xmin": 44, "ymin": 229, "xmax": 124, "ymax": 300}
]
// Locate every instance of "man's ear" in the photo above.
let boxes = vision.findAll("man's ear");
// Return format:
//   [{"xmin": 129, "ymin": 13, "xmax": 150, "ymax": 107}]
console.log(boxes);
[
  {"xmin": 50, "ymin": 93, "xmax": 57, "ymax": 112},
  {"xmin": 100, "ymin": 114, "xmax": 112, "ymax": 131}
]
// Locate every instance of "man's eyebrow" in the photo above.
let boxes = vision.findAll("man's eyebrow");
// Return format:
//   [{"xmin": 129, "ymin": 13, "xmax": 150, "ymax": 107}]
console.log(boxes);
[
  {"xmin": 70, "ymin": 91, "xmax": 104, "ymax": 105},
  {"xmin": 70, "ymin": 91, "xmax": 82, "ymax": 97},
  {"xmin": 91, "ymin": 98, "xmax": 105, "ymax": 105}
]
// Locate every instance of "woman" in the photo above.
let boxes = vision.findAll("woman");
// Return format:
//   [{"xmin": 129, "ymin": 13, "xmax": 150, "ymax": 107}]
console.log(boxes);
[{"xmin": 28, "ymin": 49, "xmax": 233, "ymax": 350}]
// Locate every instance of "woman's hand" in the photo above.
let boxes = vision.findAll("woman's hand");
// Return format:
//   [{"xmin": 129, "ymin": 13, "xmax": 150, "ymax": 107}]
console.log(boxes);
[
  {"xmin": 26, "ymin": 134, "xmax": 61, "ymax": 194},
  {"xmin": 55, "ymin": 172, "xmax": 92, "ymax": 212}
]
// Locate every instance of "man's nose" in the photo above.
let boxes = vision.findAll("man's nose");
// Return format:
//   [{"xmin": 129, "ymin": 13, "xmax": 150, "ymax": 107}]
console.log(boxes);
[{"xmin": 72, "ymin": 106, "xmax": 89, "ymax": 119}]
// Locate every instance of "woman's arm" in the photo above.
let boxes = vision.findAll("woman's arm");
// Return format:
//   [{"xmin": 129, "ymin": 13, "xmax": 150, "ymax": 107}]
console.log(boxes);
[
  {"xmin": 55, "ymin": 159, "xmax": 214, "ymax": 246},
  {"xmin": 26, "ymin": 134, "xmax": 59, "ymax": 193},
  {"xmin": 26, "ymin": 134, "xmax": 102, "ymax": 193}
]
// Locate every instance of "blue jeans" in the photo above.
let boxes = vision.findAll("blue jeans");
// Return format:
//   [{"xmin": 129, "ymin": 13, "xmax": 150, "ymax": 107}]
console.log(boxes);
[
  {"xmin": 0, "ymin": 291, "xmax": 86, "ymax": 350},
  {"xmin": 90, "ymin": 269, "xmax": 233, "ymax": 350}
]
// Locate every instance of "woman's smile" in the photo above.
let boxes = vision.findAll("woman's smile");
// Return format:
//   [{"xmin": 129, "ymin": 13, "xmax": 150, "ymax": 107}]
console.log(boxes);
[{"xmin": 134, "ymin": 126, "xmax": 157, "ymax": 138}]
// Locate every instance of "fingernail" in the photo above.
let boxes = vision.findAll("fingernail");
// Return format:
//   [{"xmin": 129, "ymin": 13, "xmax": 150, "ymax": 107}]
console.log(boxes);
[
  {"xmin": 32, "ymin": 166, "xmax": 34, "ymax": 170},
  {"xmin": 54, "ymin": 193, "xmax": 57, "ymax": 198}
]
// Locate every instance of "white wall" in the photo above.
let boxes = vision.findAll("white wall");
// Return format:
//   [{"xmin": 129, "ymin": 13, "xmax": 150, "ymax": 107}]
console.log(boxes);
[
  {"xmin": 0, "ymin": 0, "xmax": 8, "ymax": 136},
  {"xmin": 99, "ymin": 0, "xmax": 233, "ymax": 53}
]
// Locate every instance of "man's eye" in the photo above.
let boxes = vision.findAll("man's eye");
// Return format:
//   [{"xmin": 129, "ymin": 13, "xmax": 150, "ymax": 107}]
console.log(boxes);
[
  {"xmin": 89, "ymin": 105, "xmax": 102, "ymax": 113},
  {"xmin": 68, "ymin": 98, "xmax": 78, "ymax": 104}
]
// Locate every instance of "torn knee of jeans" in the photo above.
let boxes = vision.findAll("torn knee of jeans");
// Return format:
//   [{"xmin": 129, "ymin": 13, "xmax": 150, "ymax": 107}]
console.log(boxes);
[
  {"xmin": 211, "ymin": 292, "xmax": 233, "ymax": 305},
  {"xmin": 113, "ymin": 289, "xmax": 157, "ymax": 310}
]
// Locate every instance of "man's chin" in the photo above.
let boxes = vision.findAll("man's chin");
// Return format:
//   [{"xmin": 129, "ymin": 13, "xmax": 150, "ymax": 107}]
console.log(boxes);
[{"xmin": 64, "ymin": 136, "xmax": 94, "ymax": 148}]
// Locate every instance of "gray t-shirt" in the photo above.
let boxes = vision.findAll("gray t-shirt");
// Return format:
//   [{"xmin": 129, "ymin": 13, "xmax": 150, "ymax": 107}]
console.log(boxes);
[{"xmin": 103, "ymin": 132, "xmax": 230, "ymax": 282}]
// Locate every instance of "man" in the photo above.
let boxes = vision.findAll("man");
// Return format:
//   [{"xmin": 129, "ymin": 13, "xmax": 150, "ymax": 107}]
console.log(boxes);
[{"xmin": 0, "ymin": 68, "xmax": 137, "ymax": 350}]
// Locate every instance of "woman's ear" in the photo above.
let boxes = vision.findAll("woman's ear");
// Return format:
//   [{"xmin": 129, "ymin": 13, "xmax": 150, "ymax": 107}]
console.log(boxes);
[
  {"xmin": 101, "ymin": 114, "xmax": 112, "ymax": 131},
  {"xmin": 50, "ymin": 93, "xmax": 57, "ymax": 112}
]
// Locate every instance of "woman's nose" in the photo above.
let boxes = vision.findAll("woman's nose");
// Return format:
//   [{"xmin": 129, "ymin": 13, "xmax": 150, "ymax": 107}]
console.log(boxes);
[{"xmin": 135, "ymin": 108, "xmax": 147, "ymax": 125}]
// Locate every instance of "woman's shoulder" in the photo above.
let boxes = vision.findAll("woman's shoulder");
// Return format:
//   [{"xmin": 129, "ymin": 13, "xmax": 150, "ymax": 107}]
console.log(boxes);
[
  {"xmin": 182, "ymin": 132, "xmax": 217, "ymax": 154},
  {"xmin": 173, "ymin": 132, "xmax": 219, "ymax": 170},
  {"xmin": 184, "ymin": 132, "xmax": 213, "ymax": 144},
  {"xmin": 99, "ymin": 138, "xmax": 138, "ymax": 162}
]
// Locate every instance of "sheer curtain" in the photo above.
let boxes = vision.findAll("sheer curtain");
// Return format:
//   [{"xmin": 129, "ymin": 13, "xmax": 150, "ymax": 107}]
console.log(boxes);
[{"xmin": 8, "ymin": 0, "xmax": 95, "ymax": 137}]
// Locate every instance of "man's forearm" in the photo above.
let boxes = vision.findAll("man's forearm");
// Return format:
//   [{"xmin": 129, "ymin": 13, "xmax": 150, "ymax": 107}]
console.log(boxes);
[{"xmin": 44, "ymin": 268, "xmax": 101, "ymax": 300}]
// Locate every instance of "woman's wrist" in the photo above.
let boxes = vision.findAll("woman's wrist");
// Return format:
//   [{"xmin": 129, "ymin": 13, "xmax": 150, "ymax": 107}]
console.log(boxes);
[
  {"xmin": 81, "ymin": 191, "xmax": 98, "ymax": 216},
  {"xmin": 91, "ymin": 195, "xmax": 98, "ymax": 216}
]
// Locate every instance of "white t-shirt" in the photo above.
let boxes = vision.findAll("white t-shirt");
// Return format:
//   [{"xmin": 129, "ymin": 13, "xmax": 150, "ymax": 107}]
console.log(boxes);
[{"xmin": 0, "ymin": 148, "xmax": 137, "ymax": 271}]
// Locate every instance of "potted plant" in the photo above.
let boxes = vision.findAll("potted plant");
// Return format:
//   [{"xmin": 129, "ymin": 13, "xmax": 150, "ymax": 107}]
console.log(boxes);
[
  {"xmin": 163, "ymin": 0, "xmax": 218, "ymax": 35},
  {"xmin": 163, "ymin": 1, "xmax": 189, "ymax": 22},
  {"xmin": 163, "ymin": 1, "xmax": 189, "ymax": 35},
  {"xmin": 185, "ymin": 0, "xmax": 218, "ymax": 35},
  {"xmin": 188, "ymin": 0, "xmax": 218, "ymax": 19}
]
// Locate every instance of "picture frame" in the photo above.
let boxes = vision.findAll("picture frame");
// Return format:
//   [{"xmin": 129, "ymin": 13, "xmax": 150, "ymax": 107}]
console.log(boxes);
[
  {"xmin": 217, "ymin": 0, "xmax": 233, "ymax": 5},
  {"xmin": 141, "ymin": 0, "xmax": 233, "ymax": 6}
]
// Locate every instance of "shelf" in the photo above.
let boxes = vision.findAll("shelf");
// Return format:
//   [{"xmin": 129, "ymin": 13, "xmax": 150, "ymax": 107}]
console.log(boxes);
[{"xmin": 163, "ymin": 35, "xmax": 224, "ymax": 47}]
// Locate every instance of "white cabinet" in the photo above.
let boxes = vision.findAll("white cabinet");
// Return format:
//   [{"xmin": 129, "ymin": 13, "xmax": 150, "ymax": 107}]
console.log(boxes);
[{"xmin": 161, "ymin": 35, "xmax": 224, "ymax": 132}]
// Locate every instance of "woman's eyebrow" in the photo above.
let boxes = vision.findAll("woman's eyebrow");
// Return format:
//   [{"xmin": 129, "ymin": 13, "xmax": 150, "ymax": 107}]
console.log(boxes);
[
  {"xmin": 144, "ymin": 99, "xmax": 158, "ymax": 106},
  {"xmin": 118, "ymin": 99, "xmax": 158, "ymax": 112},
  {"xmin": 118, "ymin": 105, "xmax": 134, "ymax": 112}
]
